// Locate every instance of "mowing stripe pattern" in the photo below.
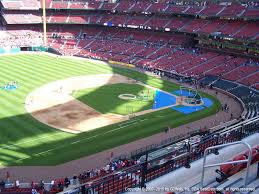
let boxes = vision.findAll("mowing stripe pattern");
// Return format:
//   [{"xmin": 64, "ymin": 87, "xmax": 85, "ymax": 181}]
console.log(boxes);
[{"xmin": 0, "ymin": 54, "xmax": 220, "ymax": 166}]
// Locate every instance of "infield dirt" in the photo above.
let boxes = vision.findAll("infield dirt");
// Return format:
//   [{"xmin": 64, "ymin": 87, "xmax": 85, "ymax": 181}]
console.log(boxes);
[
  {"xmin": 25, "ymin": 74, "xmax": 135, "ymax": 133},
  {"xmin": 25, "ymin": 74, "xmax": 179, "ymax": 133}
]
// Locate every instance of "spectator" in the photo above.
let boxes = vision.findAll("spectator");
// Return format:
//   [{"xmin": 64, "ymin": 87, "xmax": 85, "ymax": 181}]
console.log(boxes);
[
  {"xmin": 6, "ymin": 172, "xmax": 10, "ymax": 183},
  {"xmin": 165, "ymin": 126, "xmax": 170, "ymax": 133},
  {"xmin": 64, "ymin": 177, "xmax": 70, "ymax": 188},
  {"xmin": 72, "ymin": 175, "xmax": 77, "ymax": 185},
  {"xmin": 15, "ymin": 180, "xmax": 19, "ymax": 188},
  {"xmin": 31, "ymin": 188, "xmax": 37, "ymax": 194},
  {"xmin": 40, "ymin": 180, "xmax": 44, "ymax": 190},
  {"xmin": 58, "ymin": 181, "xmax": 63, "ymax": 191},
  {"xmin": 50, "ymin": 180, "xmax": 55, "ymax": 187}
]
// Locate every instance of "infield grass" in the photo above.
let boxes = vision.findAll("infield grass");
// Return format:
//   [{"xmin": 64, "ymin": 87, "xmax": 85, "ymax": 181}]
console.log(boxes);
[
  {"xmin": 0, "ymin": 53, "xmax": 220, "ymax": 166},
  {"xmin": 73, "ymin": 83, "xmax": 156, "ymax": 115}
]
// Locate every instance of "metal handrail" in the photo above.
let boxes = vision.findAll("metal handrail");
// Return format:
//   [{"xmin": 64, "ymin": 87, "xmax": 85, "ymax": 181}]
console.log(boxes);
[
  {"xmin": 201, "ymin": 141, "xmax": 253, "ymax": 187},
  {"xmin": 220, "ymin": 116, "xmax": 259, "ymax": 135}
]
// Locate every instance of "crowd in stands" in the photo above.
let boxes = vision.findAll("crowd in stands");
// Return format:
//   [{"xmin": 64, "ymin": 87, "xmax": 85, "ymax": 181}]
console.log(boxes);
[
  {"xmin": 0, "ymin": 27, "xmax": 42, "ymax": 47},
  {"xmin": 45, "ymin": 158, "xmax": 139, "ymax": 192},
  {"xmin": 0, "ymin": 158, "xmax": 138, "ymax": 193}
]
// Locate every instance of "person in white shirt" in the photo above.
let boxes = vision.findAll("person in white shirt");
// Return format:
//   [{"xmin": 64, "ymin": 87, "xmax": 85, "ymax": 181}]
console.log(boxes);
[
  {"xmin": 15, "ymin": 180, "xmax": 19, "ymax": 188},
  {"xmin": 31, "ymin": 188, "xmax": 37, "ymax": 194}
]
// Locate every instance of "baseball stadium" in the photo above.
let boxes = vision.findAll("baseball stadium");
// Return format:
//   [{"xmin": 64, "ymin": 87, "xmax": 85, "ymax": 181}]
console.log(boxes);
[{"xmin": 0, "ymin": 0, "xmax": 258, "ymax": 194}]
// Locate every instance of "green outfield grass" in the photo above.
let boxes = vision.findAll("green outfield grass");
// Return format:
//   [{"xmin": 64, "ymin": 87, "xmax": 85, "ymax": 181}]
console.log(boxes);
[
  {"xmin": 0, "ymin": 53, "xmax": 220, "ymax": 166},
  {"xmin": 73, "ymin": 83, "xmax": 156, "ymax": 115}
]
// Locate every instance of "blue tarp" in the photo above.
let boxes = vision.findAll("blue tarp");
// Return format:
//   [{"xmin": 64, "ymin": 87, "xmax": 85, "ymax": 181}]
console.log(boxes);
[
  {"xmin": 171, "ymin": 105, "xmax": 205, "ymax": 114},
  {"xmin": 152, "ymin": 90, "xmax": 176, "ymax": 110},
  {"xmin": 152, "ymin": 90, "xmax": 214, "ymax": 114},
  {"xmin": 202, "ymin": 98, "xmax": 213, "ymax": 107}
]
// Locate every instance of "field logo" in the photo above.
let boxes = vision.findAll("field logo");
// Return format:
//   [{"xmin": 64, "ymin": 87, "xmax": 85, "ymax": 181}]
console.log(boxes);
[
  {"xmin": 0, "ymin": 81, "xmax": 19, "ymax": 91},
  {"xmin": 138, "ymin": 90, "xmax": 151, "ymax": 101}
]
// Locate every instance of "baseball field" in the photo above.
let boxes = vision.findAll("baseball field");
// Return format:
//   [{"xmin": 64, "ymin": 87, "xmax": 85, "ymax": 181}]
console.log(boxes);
[{"xmin": 0, "ymin": 53, "xmax": 220, "ymax": 166}]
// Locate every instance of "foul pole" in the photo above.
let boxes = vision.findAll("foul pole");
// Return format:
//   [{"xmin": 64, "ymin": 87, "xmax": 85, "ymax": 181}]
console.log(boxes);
[{"xmin": 42, "ymin": 0, "xmax": 47, "ymax": 46}]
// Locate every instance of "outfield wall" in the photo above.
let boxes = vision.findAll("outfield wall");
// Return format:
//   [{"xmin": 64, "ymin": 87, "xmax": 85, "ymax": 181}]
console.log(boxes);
[
  {"xmin": 0, "ymin": 46, "xmax": 62, "ymax": 55},
  {"xmin": 0, "ymin": 47, "xmax": 21, "ymax": 54},
  {"xmin": 212, "ymin": 86, "xmax": 246, "ymax": 118},
  {"xmin": 108, "ymin": 60, "xmax": 135, "ymax": 68}
]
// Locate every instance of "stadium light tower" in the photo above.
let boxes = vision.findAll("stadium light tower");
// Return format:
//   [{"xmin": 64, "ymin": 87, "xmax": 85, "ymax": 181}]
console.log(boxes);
[{"xmin": 41, "ymin": 0, "xmax": 47, "ymax": 46}]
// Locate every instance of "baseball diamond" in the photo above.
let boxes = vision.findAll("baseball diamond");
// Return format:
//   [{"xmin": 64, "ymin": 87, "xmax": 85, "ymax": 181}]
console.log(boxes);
[
  {"xmin": 0, "ymin": 53, "xmax": 220, "ymax": 167},
  {"xmin": 0, "ymin": 1, "xmax": 258, "ymax": 193}
]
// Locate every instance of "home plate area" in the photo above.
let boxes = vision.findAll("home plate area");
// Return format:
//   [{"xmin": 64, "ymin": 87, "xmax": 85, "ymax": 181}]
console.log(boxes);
[{"xmin": 153, "ymin": 90, "xmax": 213, "ymax": 114}]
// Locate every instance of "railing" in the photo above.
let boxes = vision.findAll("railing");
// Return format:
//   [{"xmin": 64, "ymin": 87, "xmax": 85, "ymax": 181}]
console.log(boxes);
[
  {"xmin": 57, "ymin": 116, "xmax": 259, "ymax": 194},
  {"xmin": 201, "ymin": 141, "xmax": 253, "ymax": 187}
]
